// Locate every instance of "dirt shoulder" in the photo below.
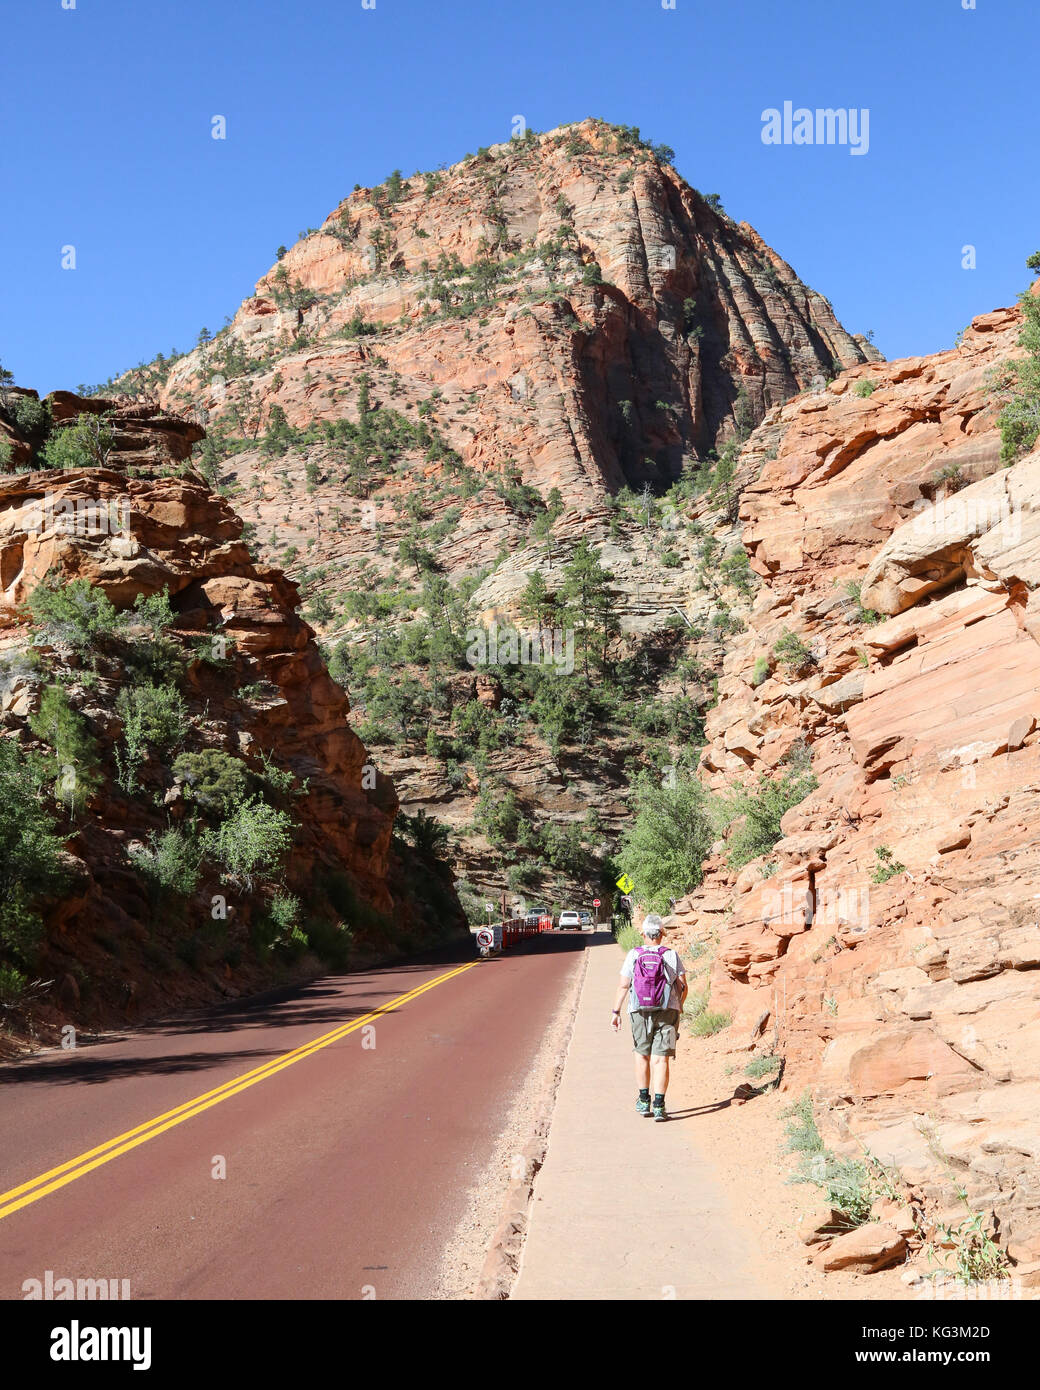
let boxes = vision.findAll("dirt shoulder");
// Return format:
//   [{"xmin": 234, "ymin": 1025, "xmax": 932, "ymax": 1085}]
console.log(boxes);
[{"xmin": 671, "ymin": 1028, "xmax": 911, "ymax": 1300}]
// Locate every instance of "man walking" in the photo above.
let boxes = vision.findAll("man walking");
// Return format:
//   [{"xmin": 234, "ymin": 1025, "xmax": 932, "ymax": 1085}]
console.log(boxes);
[{"xmin": 611, "ymin": 914, "xmax": 687, "ymax": 1121}]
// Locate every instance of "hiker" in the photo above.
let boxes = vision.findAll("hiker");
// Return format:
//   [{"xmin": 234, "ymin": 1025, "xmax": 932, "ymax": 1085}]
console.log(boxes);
[{"xmin": 611, "ymin": 914, "xmax": 687, "ymax": 1121}]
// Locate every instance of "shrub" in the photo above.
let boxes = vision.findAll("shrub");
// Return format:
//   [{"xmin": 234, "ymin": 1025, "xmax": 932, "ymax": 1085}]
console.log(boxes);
[
  {"xmin": 173, "ymin": 749, "xmax": 252, "ymax": 815},
  {"xmin": 783, "ymin": 1092, "xmax": 823, "ymax": 1155},
  {"xmin": 772, "ymin": 628, "xmax": 813, "ymax": 668},
  {"xmin": 870, "ymin": 845, "xmax": 906, "ymax": 883},
  {"xmin": 396, "ymin": 808, "xmax": 450, "ymax": 858},
  {"xmin": 8, "ymin": 394, "xmax": 52, "ymax": 435},
  {"xmin": 751, "ymin": 656, "xmax": 770, "ymax": 687},
  {"xmin": 853, "ymin": 380, "xmax": 875, "ymax": 398},
  {"xmin": 29, "ymin": 684, "xmax": 102, "ymax": 814},
  {"xmin": 998, "ymin": 280, "xmax": 1040, "ymax": 462},
  {"xmin": 0, "ymin": 963, "xmax": 28, "ymax": 1004},
  {"xmin": 927, "ymin": 1207, "xmax": 1009, "ymax": 1284},
  {"xmin": 203, "ymin": 797, "xmax": 294, "ymax": 888},
  {"xmin": 253, "ymin": 892, "xmax": 305, "ymax": 954},
  {"xmin": 28, "ymin": 578, "xmax": 121, "ymax": 651},
  {"xmin": 0, "ymin": 739, "xmax": 67, "ymax": 965},
  {"xmin": 301, "ymin": 916, "xmax": 355, "ymax": 968},
  {"xmin": 614, "ymin": 920, "xmax": 642, "ymax": 951},
  {"xmin": 724, "ymin": 768, "xmax": 817, "ymax": 868},
  {"xmin": 39, "ymin": 412, "xmax": 114, "ymax": 470},
  {"xmin": 844, "ymin": 580, "xmax": 881, "ymax": 625},
  {"xmin": 129, "ymin": 828, "xmax": 202, "ymax": 899},
  {"xmin": 116, "ymin": 684, "xmax": 189, "ymax": 790},
  {"xmin": 617, "ymin": 773, "xmax": 725, "ymax": 911}
]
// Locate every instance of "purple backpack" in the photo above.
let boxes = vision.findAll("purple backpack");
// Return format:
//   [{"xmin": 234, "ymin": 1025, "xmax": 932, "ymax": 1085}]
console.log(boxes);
[{"xmin": 632, "ymin": 946, "xmax": 671, "ymax": 1009}]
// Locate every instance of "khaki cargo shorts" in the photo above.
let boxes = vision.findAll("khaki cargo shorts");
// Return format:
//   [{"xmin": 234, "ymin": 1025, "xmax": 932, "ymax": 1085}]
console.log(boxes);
[{"xmin": 630, "ymin": 1007, "xmax": 680, "ymax": 1057}]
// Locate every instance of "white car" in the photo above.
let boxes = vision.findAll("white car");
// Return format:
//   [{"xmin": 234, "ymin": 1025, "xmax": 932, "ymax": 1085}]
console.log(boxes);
[{"xmin": 558, "ymin": 910, "xmax": 581, "ymax": 930}]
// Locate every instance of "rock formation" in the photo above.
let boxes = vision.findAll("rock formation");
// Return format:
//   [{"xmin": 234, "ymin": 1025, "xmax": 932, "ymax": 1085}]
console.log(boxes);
[
  {"xmin": 670, "ymin": 297, "xmax": 1040, "ymax": 1271},
  {"xmin": 0, "ymin": 392, "xmax": 460, "ymax": 1045}
]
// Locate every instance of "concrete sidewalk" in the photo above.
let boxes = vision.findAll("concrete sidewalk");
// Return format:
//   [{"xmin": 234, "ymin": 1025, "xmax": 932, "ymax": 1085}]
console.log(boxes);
[{"xmin": 512, "ymin": 932, "xmax": 771, "ymax": 1300}]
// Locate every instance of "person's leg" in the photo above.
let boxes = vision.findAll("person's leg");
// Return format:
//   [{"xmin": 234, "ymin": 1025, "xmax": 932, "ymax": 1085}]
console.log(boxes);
[
  {"xmin": 651, "ymin": 1053, "xmax": 670, "ymax": 1096},
  {"xmin": 650, "ymin": 1011, "xmax": 678, "ymax": 1119},
  {"xmin": 630, "ymin": 1011, "xmax": 652, "ymax": 1113}
]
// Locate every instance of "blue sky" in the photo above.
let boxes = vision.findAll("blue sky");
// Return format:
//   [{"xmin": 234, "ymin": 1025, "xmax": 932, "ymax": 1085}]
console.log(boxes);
[{"xmin": 1, "ymin": 0, "xmax": 1034, "ymax": 394}]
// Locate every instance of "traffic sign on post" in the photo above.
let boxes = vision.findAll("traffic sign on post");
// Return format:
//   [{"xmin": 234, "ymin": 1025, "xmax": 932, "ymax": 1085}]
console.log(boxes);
[{"xmin": 593, "ymin": 898, "xmax": 601, "ymax": 907}]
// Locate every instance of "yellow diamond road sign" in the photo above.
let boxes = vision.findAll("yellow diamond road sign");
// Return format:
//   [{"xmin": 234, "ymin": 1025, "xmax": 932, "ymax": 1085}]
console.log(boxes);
[{"xmin": 615, "ymin": 873, "xmax": 634, "ymax": 895}]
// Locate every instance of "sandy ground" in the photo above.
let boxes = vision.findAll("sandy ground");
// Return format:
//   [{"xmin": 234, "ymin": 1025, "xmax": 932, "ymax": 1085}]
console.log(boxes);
[{"xmin": 669, "ymin": 1029, "xmax": 912, "ymax": 1301}]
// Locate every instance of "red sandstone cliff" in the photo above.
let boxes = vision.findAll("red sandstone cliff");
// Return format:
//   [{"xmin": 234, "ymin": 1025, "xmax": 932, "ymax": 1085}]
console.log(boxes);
[{"xmin": 671, "ymin": 300, "xmax": 1040, "ymax": 1270}]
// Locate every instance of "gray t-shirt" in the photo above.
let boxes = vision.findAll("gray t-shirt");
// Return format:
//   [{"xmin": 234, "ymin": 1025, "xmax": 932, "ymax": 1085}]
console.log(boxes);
[{"xmin": 621, "ymin": 945, "xmax": 685, "ymax": 1013}]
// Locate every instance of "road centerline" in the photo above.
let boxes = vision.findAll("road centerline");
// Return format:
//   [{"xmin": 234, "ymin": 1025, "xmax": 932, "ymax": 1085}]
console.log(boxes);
[{"xmin": 0, "ymin": 959, "xmax": 479, "ymax": 1223}]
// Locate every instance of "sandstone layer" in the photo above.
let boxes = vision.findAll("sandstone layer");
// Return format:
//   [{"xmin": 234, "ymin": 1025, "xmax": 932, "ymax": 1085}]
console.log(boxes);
[{"xmin": 670, "ymin": 300, "xmax": 1040, "ymax": 1266}]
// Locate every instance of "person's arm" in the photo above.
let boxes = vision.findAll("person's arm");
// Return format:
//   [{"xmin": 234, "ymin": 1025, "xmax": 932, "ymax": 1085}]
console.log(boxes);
[
  {"xmin": 673, "ymin": 953, "xmax": 688, "ymax": 1009},
  {"xmin": 611, "ymin": 960, "xmax": 632, "ymax": 1031}
]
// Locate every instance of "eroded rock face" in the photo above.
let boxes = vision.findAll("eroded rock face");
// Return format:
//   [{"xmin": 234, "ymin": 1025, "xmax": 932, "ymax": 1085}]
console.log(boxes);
[
  {"xmin": 107, "ymin": 122, "xmax": 877, "ymax": 910},
  {"xmin": 669, "ymin": 301, "xmax": 1040, "ymax": 1262},
  {"xmin": 150, "ymin": 119, "xmax": 877, "ymax": 580},
  {"xmin": 0, "ymin": 395, "xmax": 454, "ymax": 1035}
]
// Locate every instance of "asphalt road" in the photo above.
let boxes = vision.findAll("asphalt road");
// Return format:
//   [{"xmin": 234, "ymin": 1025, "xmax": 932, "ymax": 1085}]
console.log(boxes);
[{"xmin": 0, "ymin": 933, "xmax": 587, "ymax": 1300}]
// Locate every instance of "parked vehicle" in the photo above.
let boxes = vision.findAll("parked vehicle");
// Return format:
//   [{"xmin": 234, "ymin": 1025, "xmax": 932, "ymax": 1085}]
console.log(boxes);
[
  {"xmin": 558, "ymin": 910, "xmax": 581, "ymax": 930},
  {"xmin": 579, "ymin": 909, "xmax": 594, "ymax": 930}
]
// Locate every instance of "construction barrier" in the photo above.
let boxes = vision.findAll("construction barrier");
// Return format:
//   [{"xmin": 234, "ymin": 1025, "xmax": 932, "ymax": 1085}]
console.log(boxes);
[{"xmin": 502, "ymin": 917, "xmax": 540, "ymax": 948}]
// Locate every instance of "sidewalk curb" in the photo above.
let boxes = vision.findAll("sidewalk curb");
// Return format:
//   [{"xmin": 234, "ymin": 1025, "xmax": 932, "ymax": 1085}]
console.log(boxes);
[{"xmin": 471, "ymin": 942, "xmax": 592, "ymax": 1300}]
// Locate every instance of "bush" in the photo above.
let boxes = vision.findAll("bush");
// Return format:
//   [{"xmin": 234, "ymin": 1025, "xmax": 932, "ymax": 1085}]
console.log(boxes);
[
  {"xmin": 116, "ymin": 684, "xmax": 189, "ymax": 771},
  {"xmin": 745, "ymin": 1054, "xmax": 781, "ymax": 1080},
  {"xmin": 772, "ymin": 628, "xmax": 813, "ymax": 668},
  {"xmin": 870, "ymin": 845, "xmax": 906, "ymax": 884},
  {"xmin": 27, "ymin": 581, "xmax": 176, "ymax": 667},
  {"xmin": 253, "ymin": 892, "xmax": 307, "ymax": 956},
  {"xmin": 0, "ymin": 963, "xmax": 28, "ymax": 1004},
  {"xmin": 0, "ymin": 739, "xmax": 67, "ymax": 966},
  {"xmin": 301, "ymin": 916, "xmax": 355, "ymax": 968},
  {"xmin": 614, "ymin": 920, "xmax": 642, "ymax": 951},
  {"xmin": 128, "ymin": 828, "xmax": 202, "ymax": 899},
  {"xmin": 751, "ymin": 656, "xmax": 770, "ymax": 687},
  {"xmin": 853, "ymin": 380, "xmax": 875, "ymax": 398},
  {"xmin": 783, "ymin": 1092, "xmax": 823, "ymax": 1155},
  {"xmin": 173, "ymin": 750, "xmax": 252, "ymax": 814},
  {"xmin": 725, "ymin": 768, "xmax": 818, "ymax": 868},
  {"xmin": 617, "ymin": 774, "xmax": 725, "ymax": 911},
  {"xmin": 844, "ymin": 580, "xmax": 881, "ymax": 626},
  {"xmin": 8, "ymin": 394, "xmax": 52, "ymax": 435},
  {"xmin": 998, "ymin": 281, "xmax": 1040, "ymax": 462},
  {"xmin": 28, "ymin": 578, "xmax": 121, "ymax": 651},
  {"xmin": 39, "ymin": 412, "xmax": 114, "ymax": 470},
  {"xmin": 203, "ymin": 797, "xmax": 295, "ymax": 888},
  {"xmin": 29, "ymin": 684, "xmax": 102, "ymax": 814}
]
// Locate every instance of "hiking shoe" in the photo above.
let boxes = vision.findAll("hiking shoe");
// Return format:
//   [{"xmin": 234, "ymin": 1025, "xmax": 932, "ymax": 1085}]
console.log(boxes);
[
  {"xmin": 636, "ymin": 1097, "xmax": 651, "ymax": 1117},
  {"xmin": 652, "ymin": 1103, "xmax": 668, "ymax": 1122}
]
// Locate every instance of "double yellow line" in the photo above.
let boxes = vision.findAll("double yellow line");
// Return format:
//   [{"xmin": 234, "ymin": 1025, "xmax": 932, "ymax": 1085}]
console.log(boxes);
[{"xmin": 0, "ymin": 959, "xmax": 478, "ymax": 1223}]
